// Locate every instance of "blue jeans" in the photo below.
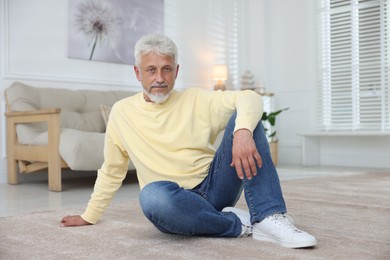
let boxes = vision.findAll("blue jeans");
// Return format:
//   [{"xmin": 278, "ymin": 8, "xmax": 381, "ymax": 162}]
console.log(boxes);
[{"xmin": 139, "ymin": 112, "xmax": 286, "ymax": 237}]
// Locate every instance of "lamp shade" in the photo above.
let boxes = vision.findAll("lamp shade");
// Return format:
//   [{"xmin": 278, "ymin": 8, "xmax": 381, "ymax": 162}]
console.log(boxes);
[{"xmin": 212, "ymin": 65, "xmax": 228, "ymax": 81}]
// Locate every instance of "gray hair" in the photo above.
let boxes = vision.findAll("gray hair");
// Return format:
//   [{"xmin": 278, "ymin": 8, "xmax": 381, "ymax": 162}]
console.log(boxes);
[{"xmin": 134, "ymin": 34, "xmax": 178, "ymax": 67}]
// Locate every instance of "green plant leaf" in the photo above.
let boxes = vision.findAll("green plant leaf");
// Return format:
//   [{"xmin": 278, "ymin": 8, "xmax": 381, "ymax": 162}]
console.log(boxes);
[
  {"xmin": 260, "ymin": 107, "xmax": 289, "ymax": 138},
  {"xmin": 261, "ymin": 112, "xmax": 268, "ymax": 121},
  {"xmin": 269, "ymin": 115, "xmax": 276, "ymax": 126}
]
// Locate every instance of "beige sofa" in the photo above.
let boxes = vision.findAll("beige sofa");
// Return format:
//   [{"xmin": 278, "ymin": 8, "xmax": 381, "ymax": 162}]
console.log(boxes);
[{"xmin": 5, "ymin": 82, "xmax": 137, "ymax": 191}]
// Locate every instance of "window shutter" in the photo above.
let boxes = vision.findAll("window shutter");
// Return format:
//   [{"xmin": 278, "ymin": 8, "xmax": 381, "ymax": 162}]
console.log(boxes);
[{"xmin": 319, "ymin": 0, "xmax": 390, "ymax": 131}]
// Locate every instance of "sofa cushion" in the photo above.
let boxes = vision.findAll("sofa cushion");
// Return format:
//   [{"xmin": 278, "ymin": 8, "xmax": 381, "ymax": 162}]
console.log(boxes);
[
  {"xmin": 60, "ymin": 128, "xmax": 135, "ymax": 170},
  {"xmin": 60, "ymin": 128, "xmax": 106, "ymax": 170},
  {"xmin": 5, "ymin": 82, "xmax": 132, "ymax": 136}
]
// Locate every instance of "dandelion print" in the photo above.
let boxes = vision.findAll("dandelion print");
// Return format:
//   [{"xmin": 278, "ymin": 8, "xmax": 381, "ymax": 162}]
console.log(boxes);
[{"xmin": 74, "ymin": 0, "xmax": 121, "ymax": 60}]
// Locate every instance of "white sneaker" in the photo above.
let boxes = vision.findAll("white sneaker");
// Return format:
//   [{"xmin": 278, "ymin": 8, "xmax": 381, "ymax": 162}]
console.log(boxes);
[
  {"xmin": 285, "ymin": 213, "xmax": 294, "ymax": 225},
  {"xmin": 253, "ymin": 213, "xmax": 317, "ymax": 248},
  {"xmin": 222, "ymin": 207, "xmax": 252, "ymax": 237}
]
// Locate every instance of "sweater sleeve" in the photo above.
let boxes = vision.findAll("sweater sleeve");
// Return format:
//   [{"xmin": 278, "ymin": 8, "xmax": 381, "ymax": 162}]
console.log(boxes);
[
  {"xmin": 207, "ymin": 89, "xmax": 263, "ymax": 134},
  {"xmin": 81, "ymin": 121, "xmax": 130, "ymax": 224},
  {"xmin": 233, "ymin": 90, "xmax": 263, "ymax": 133}
]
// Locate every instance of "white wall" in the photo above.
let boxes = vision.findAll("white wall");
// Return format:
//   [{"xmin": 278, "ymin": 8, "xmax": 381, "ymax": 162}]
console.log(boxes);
[{"xmin": 260, "ymin": 0, "xmax": 318, "ymax": 164}]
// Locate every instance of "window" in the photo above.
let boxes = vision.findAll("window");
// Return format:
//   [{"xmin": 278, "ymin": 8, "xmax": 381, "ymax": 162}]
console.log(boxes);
[
  {"xmin": 209, "ymin": 0, "xmax": 239, "ymax": 89},
  {"xmin": 319, "ymin": 0, "xmax": 390, "ymax": 131}
]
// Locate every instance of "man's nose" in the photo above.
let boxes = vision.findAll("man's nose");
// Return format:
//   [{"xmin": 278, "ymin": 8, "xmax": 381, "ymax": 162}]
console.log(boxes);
[{"xmin": 155, "ymin": 70, "xmax": 164, "ymax": 83}]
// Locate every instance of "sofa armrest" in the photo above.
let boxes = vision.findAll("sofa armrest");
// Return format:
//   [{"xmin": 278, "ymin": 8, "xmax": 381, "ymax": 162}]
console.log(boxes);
[
  {"xmin": 5, "ymin": 108, "xmax": 62, "ymax": 159},
  {"xmin": 5, "ymin": 108, "xmax": 63, "ymax": 191},
  {"xmin": 5, "ymin": 108, "xmax": 62, "ymax": 123}
]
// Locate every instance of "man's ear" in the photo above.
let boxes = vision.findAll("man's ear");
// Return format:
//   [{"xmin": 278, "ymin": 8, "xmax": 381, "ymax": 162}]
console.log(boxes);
[
  {"xmin": 134, "ymin": 66, "xmax": 142, "ymax": 81},
  {"xmin": 175, "ymin": 64, "xmax": 180, "ymax": 79}
]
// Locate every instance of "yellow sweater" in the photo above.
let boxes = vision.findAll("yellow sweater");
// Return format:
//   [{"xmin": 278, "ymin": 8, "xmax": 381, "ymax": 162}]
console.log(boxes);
[{"xmin": 82, "ymin": 88, "xmax": 263, "ymax": 224}]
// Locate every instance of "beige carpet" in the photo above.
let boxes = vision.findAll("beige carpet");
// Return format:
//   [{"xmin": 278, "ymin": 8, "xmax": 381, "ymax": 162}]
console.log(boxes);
[{"xmin": 1, "ymin": 172, "xmax": 389, "ymax": 260}]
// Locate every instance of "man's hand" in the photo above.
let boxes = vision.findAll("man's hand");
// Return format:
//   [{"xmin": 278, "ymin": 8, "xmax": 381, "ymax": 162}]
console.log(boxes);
[
  {"xmin": 230, "ymin": 129, "xmax": 262, "ymax": 180},
  {"xmin": 60, "ymin": 215, "xmax": 91, "ymax": 227}
]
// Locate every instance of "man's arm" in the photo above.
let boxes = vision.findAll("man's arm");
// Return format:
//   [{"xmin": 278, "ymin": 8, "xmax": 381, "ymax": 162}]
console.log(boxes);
[
  {"xmin": 227, "ymin": 90, "xmax": 264, "ymax": 179},
  {"xmin": 60, "ymin": 117, "xmax": 130, "ymax": 227}
]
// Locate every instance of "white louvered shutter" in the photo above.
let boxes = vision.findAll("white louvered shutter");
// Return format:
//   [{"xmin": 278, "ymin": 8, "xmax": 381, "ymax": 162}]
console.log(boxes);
[{"xmin": 319, "ymin": 0, "xmax": 390, "ymax": 131}]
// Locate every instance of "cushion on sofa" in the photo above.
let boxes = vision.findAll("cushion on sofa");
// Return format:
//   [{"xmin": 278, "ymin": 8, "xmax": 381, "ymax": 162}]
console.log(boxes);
[
  {"xmin": 60, "ymin": 129, "xmax": 107, "ymax": 170},
  {"xmin": 60, "ymin": 128, "xmax": 134, "ymax": 171},
  {"xmin": 6, "ymin": 82, "xmax": 131, "ymax": 132},
  {"xmin": 17, "ymin": 128, "xmax": 106, "ymax": 170}
]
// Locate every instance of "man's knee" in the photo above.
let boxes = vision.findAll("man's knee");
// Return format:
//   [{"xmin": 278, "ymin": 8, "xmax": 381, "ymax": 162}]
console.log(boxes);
[{"xmin": 139, "ymin": 181, "xmax": 180, "ymax": 217}]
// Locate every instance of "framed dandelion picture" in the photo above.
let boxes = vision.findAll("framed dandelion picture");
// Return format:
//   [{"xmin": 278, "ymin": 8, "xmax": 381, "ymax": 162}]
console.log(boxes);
[{"xmin": 68, "ymin": 0, "xmax": 164, "ymax": 65}]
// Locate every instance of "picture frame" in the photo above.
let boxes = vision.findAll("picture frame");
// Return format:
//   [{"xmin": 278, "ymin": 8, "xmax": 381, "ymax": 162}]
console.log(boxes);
[{"xmin": 67, "ymin": 0, "xmax": 164, "ymax": 65}]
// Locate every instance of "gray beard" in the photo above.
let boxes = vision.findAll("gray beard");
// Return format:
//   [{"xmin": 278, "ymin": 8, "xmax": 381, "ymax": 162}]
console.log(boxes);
[{"xmin": 144, "ymin": 90, "xmax": 172, "ymax": 104}]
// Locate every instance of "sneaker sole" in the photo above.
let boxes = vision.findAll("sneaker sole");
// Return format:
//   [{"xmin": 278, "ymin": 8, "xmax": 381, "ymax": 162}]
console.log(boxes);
[{"xmin": 253, "ymin": 232, "xmax": 317, "ymax": 249}]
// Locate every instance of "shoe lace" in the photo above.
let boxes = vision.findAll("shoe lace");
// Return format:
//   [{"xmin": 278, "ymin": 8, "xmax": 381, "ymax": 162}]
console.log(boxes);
[
  {"xmin": 240, "ymin": 224, "xmax": 253, "ymax": 237},
  {"xmin": 269, "ymin": 214, "xmax": 301, "ymax": 232}
]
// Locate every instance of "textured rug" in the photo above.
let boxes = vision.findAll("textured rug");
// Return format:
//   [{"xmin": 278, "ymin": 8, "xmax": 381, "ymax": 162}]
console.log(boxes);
[{"xmin": 1, "ymin": 172, "xmax": 389, "ymax": 260}]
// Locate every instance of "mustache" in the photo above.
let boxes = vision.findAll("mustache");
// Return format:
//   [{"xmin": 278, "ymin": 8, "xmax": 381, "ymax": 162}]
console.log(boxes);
[{"xmin": 151, "ymin": 83, "xmax": 168, "ymax": 88}]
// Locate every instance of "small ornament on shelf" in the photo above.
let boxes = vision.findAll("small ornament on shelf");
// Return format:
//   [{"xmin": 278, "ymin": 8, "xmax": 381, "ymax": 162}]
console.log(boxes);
[
  {"xmin": 240, "ymin": 70, "xmax": 255, "ymax": 90},
  {"xmin": 254, "ymin": 81, "xmax": 266, "ymax": 94}
]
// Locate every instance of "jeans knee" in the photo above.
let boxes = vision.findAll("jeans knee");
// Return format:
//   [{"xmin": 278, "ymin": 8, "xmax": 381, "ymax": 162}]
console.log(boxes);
[{"xmin": 139, "ymin": 181, "xmax": 179, "ymax": 218}]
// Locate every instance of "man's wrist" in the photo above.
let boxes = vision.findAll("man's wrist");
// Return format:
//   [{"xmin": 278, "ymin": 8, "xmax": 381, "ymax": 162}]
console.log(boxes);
[{"xmin": 234, "ymin": 128, "xmax": 252, "ymax": 135}]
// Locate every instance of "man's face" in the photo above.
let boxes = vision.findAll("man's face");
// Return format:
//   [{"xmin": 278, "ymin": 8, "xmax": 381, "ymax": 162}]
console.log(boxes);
[{"xmin": 134, "ymin": 52, "xmax": 179, "ymax": 103}]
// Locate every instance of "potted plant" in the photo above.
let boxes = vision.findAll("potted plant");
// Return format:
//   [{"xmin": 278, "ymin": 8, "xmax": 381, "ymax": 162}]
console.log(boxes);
[{"xmin": 261, "ymin": 107, "xmax": 289, "ymax": 166}]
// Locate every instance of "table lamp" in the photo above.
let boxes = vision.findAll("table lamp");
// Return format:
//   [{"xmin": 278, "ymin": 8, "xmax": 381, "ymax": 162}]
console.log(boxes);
[{"xmin": 212, "ymin": 65, "xmax": 228, "ymax": 91}]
